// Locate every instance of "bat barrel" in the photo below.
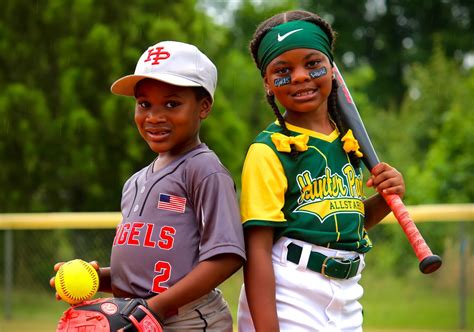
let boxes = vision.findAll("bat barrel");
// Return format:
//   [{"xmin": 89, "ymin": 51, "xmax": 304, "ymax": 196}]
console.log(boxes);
[{"xmin": 333, "ymin": 65, "xmax": 380, "ymax": 169}]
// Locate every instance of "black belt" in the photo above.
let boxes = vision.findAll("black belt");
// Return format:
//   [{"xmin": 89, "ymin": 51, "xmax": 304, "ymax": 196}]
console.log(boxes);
[{"xmin": 286, "ymin": 243, "xmax": 360, "ymax": 279}]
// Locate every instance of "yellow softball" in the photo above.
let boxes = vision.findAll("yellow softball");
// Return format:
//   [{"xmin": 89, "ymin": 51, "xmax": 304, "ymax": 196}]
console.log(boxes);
[{"xmin": 55, "ymin": 259, "xmax": 99, "ymax": 305}]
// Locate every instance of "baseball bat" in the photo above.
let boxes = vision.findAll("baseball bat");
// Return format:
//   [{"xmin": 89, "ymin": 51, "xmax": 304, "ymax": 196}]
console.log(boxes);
[{"xmin": 333, "ymin": 63, "xmax": 442, "ymax": 274}]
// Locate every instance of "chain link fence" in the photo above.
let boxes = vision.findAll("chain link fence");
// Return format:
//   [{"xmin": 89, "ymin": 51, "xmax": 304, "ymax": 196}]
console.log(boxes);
[{"xmin": 1, "ymin": 228, "xmax": 114, "ymax": 319}]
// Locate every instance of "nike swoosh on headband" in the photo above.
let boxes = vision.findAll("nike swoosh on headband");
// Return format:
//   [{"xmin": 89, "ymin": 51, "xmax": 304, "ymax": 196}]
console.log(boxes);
[{"xmin": 277, "ymin": 29, "xmax": 303, "ymax": 42}]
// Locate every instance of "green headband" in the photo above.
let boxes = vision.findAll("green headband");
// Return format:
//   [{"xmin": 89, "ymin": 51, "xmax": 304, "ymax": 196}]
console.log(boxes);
[{"xmin": 257, "ymin": 20, "xmax": 333, "ymax": 74}]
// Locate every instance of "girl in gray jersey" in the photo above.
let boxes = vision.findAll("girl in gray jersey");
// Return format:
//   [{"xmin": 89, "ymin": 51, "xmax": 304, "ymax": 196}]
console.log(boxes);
[{"xmin": 52, "ymin": 41, "xmax": 245, "ymax": 331}]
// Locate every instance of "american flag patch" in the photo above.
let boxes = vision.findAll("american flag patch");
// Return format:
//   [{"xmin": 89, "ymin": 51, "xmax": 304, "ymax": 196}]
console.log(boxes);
[{"xmin": 157, "ymin": 193, "xmax": 186, "ymax": 213}]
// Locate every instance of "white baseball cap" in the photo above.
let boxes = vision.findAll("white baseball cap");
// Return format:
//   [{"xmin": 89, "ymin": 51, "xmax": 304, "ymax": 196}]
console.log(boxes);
[{"xmin": 111, "ymin": 41, "xmax": 217, "ymax": 101}]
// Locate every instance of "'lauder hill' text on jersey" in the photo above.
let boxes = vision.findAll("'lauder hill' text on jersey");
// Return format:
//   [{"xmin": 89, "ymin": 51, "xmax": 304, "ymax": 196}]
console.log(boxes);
[
  {"xmin": 241, "ymin": 122, "xmax": 372, "ymax": 253},
  {"xmin": 110, "ymin": 144, "xmax": 245, "ymax": 298}
]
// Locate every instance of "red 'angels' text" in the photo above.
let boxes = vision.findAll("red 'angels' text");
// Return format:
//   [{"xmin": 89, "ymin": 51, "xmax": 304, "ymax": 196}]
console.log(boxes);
[{"xmin": 113, "ymin": 222, "xmax": 176, "ymax": 250}]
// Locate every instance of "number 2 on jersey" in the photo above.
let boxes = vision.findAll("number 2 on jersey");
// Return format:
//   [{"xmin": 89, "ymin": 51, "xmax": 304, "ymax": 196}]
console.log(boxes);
[{"xmin": 152, "ymin": 261, "xmax": 171, "ymax": 293}]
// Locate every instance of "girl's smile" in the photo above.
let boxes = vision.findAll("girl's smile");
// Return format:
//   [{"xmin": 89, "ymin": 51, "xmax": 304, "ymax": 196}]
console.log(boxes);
[{"xmin": 291, "ymin": 87, "xmax": 318, "ymax": 100}]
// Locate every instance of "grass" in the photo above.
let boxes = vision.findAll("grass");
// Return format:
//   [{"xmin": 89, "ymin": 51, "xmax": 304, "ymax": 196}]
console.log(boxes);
[
  {"xmin": 361, "ymin": 274, "xmax": 473, "ymax": 330},
  {"xmin": 1, "ymin": 269, "xmax": 472, "ymax": 331}
]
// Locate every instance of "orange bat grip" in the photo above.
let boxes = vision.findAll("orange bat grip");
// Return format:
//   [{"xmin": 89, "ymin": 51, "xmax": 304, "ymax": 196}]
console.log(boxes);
[
  {"xmin": 382, "ymin": 193, "xmax": 433, "ymax": 260},
  {"xmin": 380, "ymin": 193, "xmax": 442, "ymax": 273}
]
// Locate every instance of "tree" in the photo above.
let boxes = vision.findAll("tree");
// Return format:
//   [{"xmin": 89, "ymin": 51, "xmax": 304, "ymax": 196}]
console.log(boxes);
[
  {"xmin": 304, "ymin": 0, "xmax": 474, "ymax": 107},
  {"xmin": 398, "ymin": 41, "xmax": 474, "ymax": 204},
  {"xmin": 368, "ymin": 42, "xmax": 473, "ymax": 271},
  {"xmin": 0, "ymin": 0, "xmax": 252, "ymax": 212}
]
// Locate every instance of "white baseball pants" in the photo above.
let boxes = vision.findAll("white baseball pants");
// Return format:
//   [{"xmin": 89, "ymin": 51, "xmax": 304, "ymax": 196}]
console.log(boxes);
[{"xmin": 238, "ymin": 237, "xmax": 366, "ymax": 332}]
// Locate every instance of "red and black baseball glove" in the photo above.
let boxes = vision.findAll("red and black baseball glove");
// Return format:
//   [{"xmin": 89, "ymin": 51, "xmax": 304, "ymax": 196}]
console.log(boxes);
[{"xmin": 56, "ymin": 297, "xmax": 163, "ymax": 332}]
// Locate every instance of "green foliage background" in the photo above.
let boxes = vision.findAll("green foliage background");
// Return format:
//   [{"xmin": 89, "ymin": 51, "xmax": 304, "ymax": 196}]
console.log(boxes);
[
  {"xmin": 2, "ymin": 0, "xmax": 473, "ymax": 210},
  {"xmin": 0, "ymin": 0, "xmax": 473, "ymax": 312}
]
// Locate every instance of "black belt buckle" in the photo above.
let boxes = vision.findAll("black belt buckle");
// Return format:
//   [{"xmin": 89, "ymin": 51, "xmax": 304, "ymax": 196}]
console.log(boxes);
[{"xmin": 321, "ymin": 256, "xmax": 360, "ymax": 279}]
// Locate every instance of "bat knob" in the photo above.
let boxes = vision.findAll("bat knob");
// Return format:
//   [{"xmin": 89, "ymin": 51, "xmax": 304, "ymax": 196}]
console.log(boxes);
[{"xmin": 419, "ymin": 255, "xmax": 442, "ymax": 274}]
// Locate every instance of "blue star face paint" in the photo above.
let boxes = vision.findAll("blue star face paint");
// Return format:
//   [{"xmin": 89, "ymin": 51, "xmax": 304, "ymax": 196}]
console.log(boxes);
[
  {"xmin": 309, "ymin": 67, "xmax": 327, "ymax": 79},
  {"xmin": 274, "ymin": 76, "xmax": 291, "ymax": 87}
]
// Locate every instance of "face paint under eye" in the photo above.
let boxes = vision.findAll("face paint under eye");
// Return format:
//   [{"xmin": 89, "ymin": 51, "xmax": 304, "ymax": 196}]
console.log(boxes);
[
  {"xmin": 309, "ymin": 67, "xmax": 328, "ymax": 79},
  {"xmin": 274, "ymin": 76, "xmax": 291, "ymax": 87}
]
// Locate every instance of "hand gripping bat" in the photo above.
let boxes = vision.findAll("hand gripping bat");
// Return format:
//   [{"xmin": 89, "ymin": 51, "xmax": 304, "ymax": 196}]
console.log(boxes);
[{"xmin": 333, "ymin": 64, "xmax": 442, "ymax": 274}]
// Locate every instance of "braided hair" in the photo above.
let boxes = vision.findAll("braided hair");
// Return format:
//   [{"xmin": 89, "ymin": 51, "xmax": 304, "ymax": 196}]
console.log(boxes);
[{"xmin": 250, "ymin": 10, "xmax": 360, "ymax": 167}]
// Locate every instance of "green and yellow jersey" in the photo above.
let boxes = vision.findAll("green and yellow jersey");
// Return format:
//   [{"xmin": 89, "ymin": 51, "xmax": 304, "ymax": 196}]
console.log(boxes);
[{"xmin": 241, "ymin": 122, "xmax": 372, "ymax": 253}]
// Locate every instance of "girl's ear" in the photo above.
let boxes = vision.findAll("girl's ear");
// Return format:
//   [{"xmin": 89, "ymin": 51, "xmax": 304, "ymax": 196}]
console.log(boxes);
[
  {"xmin": 199, "ymin": 97, "xmax": 212, "ymax": 119},
  {"xmin": 264, "ymin": 77, "xmax": 273, "ymax": 96}
]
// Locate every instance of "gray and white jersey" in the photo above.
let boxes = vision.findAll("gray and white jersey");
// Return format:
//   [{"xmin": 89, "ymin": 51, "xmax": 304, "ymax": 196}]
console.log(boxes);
[{"xmin": 110, "ymin": 144, "xmax": 245, "ymax": 298}]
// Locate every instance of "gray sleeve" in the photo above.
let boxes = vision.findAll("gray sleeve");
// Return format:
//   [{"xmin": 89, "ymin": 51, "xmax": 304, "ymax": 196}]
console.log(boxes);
[{"xmin": 192, "ymin": 171, "xmax": 246, "ymax": 262}]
